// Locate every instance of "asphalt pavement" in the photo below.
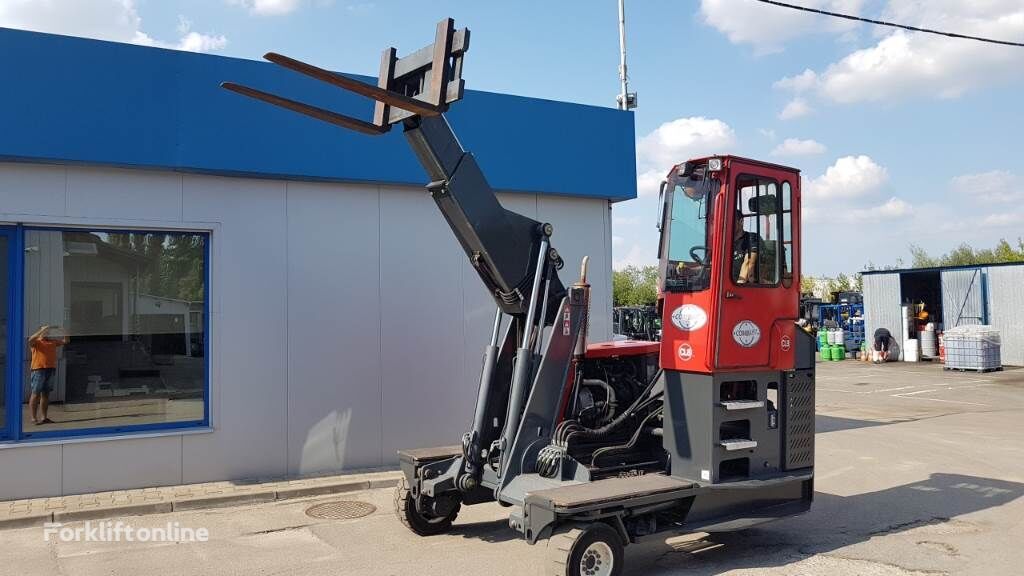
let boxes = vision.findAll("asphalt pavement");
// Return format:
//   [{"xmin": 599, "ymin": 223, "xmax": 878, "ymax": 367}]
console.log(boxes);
[{"xmin": 3, "ymin": 360, "xmax": 1023, "ymax": 575}]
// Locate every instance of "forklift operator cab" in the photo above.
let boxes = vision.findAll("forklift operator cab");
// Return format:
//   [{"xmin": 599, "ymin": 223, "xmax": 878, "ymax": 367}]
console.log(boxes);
[{"xmin": 659, "ymin": 156, "xmax": 802, "ymax": 375}]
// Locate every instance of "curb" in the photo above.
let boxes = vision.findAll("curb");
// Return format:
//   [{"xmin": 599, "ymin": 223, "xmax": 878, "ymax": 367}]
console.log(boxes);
[
  {"xmin": 0, "ymin": 472, "xmax": 402, "ymax": 529},
  {"xmin": 1, "ymin": 512, "xmax": 54, "ymax": 529},
  {"xmin": 55, "ymin": 502, "xmax": 173, "ymax": 523}
]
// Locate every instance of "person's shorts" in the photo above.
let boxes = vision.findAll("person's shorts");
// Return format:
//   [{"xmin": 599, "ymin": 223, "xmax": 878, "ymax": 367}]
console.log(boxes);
[
  {"xmin": 873, "ymin": 336, "xmax": 890, "ymax": 352},
  {"xmin": 30, "ymin": 368, "xmax": 55, "ymax": 394}
]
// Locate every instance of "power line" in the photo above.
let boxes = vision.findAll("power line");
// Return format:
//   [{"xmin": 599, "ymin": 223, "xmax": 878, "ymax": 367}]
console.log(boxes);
[{"xmin": 753, "ymin": 0, "xmax": 1024, "ymax": 47}]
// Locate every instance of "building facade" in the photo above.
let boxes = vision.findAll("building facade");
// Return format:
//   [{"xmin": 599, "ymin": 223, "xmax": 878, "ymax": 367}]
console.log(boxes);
[
  {"xmin": 862, "ymin": 262, "xmax": 1024, "ymax": 366},
  {"xmin": 0, "ymin": 28, "xmax": 637, "ymax": 500}
]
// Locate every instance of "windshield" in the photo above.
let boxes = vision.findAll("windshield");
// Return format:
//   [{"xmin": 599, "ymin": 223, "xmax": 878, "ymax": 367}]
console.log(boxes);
[{"xmin": 663, "ymin": 165, "xmax": 718, "ymax": 292}]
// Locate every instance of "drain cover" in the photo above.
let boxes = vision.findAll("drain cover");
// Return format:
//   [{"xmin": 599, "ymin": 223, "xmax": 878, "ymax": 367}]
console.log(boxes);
[{"xmin": 305, "ymin": 500, "xmax": 377, "ymax": 520}]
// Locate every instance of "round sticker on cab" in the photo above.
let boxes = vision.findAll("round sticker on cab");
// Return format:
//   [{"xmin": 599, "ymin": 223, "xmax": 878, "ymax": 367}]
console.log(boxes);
[
  {"xmin": 670, "ymin": 305, "xmax": 707, "ymax": 331},
  {"xmin": 732, "ymin": 320, "xmax": 761, "ymax": 348},
  {"xmin": 677, "ymin": 343, "xmax": 693, "ymax": 361}
]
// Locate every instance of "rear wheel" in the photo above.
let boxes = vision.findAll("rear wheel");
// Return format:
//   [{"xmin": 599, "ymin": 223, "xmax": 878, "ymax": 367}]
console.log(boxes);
[
  {"xmin": 393, "ymin": 476, "xmax": 461, "ymax": 536},
  {"xmin": 542, "ymin": 523, "xmax": 624, "ymax": 576}
]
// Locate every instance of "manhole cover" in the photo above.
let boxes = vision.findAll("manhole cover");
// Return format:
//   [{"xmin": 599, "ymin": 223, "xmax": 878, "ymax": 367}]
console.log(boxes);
[{"xmin": 305, "ymin": 500, "xmax": 377, "ymax": 520}]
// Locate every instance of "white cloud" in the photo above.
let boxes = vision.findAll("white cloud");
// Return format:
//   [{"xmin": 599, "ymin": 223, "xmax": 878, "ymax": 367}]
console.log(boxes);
[
  {"xmin": 781, "ymin": 2, "xmax": 1024, "ymax": 104},
  {"xmin": 613, "ymin": 243, "xmax": 655, "ymax": 271},
  {"xmin": 771, "ymin": 138, "xmax": 827, "ymax": 157},
  {"xmin": 700, "ymin": 0, "xmax": 865, "ymax": 54},
  {"xmin": 759, "ymin": 128, "xmax": 777, "ymax": 141},
  {"xmin": 951, "ymin": 170, "xmax": 1020, "ymax": 203},
  {"xmin": 612, "ymin": 215, "xmax": 640, "ymax": 226},
  {"xmin": 612, "ymin": 235, "xmax": 625, "ymax": 248},
  {"xmin": 633, "ymin": 116, "xmax": 736, "ymax": 198},
  {"xmin": 981, "ymin": 212, "xmax": 1024, "ymax": 227},
  {"xmin": 804, "ymin": 155, "xmax": 889, "ymax": 199},
  {"xmin": 774, "ymin": 69, "xmax": 819, "ymax": 93},
  {"xmin": 0, "ymin": 1, "xmax": 227, "ymax": 53},
  {"xmin": 636, "ymin": 117, "xmax": 736, "ymax": 173},
  {"xmin": 227, "ymin": 0, "xmax": 302, "ymax": 16},
  {"xmin": 778, "ymin": 98, "xmax": 813, "ymax": 120},
  {"xmin": 846, "ymin": 197, "xmax": 913, "ymax": 221}
]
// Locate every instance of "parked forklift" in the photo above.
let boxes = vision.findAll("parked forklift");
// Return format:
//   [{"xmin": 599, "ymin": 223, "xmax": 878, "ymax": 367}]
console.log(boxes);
[
  {"xmin": 223, "ymin": 18, "xmax": 815, "ymax": 576},
  {"xmin": 612, "ymin": 305, "xmax": 661, "ymax": 341}
]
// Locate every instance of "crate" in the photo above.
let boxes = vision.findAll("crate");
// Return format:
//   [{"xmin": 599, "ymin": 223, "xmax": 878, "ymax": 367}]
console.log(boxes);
[{"xmin": 942, "ymin": 325, "xmax": 1001, "ymax": 372}]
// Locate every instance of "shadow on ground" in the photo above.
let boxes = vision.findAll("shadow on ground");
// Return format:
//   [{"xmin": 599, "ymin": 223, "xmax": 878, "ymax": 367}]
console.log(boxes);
[{"xmin": 629, "ymin": 472, "xmax": 1022, "ymax": 574}]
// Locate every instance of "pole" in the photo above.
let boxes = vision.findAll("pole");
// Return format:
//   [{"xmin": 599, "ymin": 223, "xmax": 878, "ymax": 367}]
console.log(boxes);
[{"xmin": 617, "ymin": 0, "xmax": 629, "ymax": 110}]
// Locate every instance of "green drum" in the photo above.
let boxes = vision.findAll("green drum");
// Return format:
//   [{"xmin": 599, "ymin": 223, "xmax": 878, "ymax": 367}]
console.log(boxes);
[{"xmin": 833, "ymin": 345, "xmax": 846, "ymax": 361}]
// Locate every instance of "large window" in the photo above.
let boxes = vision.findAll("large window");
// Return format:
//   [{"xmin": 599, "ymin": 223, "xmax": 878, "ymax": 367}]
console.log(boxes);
[{"xmin": 15, "ymin": 229, "xmax": 208, "ymax": 438}]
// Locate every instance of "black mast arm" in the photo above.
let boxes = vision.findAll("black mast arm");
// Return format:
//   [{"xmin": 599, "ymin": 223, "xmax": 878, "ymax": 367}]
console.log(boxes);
[{"xmin": 403, "ymin": 115, "xmax": 564, "ymax": 319}]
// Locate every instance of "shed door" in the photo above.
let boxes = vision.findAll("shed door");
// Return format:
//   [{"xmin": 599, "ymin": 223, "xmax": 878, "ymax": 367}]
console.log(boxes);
[
  {"xmin": 863, "ymin": 273, "xmax": 901, "ymax": 346},
  {"xmin": 941, "ymin": 268, "xmax": 986, "ymax": 327}
]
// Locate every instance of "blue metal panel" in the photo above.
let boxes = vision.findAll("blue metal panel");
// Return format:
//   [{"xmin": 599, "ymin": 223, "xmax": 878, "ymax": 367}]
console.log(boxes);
[{"xmin": 0, "ymin": 27, "xmax": 637, "ymax": 201}]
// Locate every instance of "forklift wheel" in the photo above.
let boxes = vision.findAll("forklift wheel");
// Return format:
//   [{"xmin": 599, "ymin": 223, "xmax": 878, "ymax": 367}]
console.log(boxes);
[
  {"xmin": 542, "ymin": 523, "xmax": 623, "ymax": 576},
  {"xmin": 393, "ymin": 476, "xmax": 461, "ymax": 536}
]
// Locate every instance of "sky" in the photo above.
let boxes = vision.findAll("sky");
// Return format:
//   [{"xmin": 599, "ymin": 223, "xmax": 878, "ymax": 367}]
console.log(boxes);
[{"xmin": 1, "ymin": 0, "xmax": 1022, "ymax": 276}]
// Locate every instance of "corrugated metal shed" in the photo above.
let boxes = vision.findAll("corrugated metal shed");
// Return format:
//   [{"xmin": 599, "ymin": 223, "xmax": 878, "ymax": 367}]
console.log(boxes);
[
  {"xmin": 941, "ymin": 268, "xmax": 986, "ymax": 327},
  {"xmin": 863, "ymin": 272, "xmax": 902, "ymax": 357},
  {"xmin": 987, "ymin": 265, "xmax": 1024, "ymax": 366},
  {"xmin": 862, "ymin": 261, "xmax": 1024, "ymax": 366}
]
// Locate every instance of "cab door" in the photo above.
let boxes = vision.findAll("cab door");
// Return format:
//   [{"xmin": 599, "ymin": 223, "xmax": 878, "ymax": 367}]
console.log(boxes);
[{"xmin": 716, "ymin": 166, "xmax": 796, "ymax": 369}]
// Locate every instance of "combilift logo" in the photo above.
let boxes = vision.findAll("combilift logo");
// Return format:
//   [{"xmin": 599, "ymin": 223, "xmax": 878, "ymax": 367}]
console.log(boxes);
[{"xmin": 732, "ymin": 320, "xmax": 761, "ymax": 348}]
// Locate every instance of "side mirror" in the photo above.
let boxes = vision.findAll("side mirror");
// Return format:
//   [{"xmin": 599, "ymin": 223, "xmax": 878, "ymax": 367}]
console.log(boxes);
[{"xmin": 656, "ymin": 180, "xmax": 667, "ymax": 231}]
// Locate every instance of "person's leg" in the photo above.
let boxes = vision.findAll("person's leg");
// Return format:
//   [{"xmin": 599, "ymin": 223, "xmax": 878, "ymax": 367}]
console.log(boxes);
[
  {"xmin": 28, "ymin": 370, "xmax": 42, "ymax": 423},
  {"xmin": 28, "ymin": 392, "xmax": 39, "ymax": 423},
  {"xmin": 39, "ymin": 370, "xmax": 53, "ymax": 423}
]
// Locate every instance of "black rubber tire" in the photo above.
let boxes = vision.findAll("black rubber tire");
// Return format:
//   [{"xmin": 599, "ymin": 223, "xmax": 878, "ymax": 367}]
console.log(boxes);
[
  {"xmin": 393, "ymin": 476, "xmax": 461, "ymax": 536},
  {"xmin": 542, "ymin": 523, "xmax": 624, "ymax": 576}
]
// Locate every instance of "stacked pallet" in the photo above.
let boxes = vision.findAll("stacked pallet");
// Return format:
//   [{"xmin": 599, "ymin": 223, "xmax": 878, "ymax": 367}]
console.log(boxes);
[{"xmin": 943, "ymin": 325, "xmax": 1002, "ymax": 372}]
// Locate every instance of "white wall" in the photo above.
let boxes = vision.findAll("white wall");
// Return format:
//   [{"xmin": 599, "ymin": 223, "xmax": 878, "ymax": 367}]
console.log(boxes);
[{"xmin": 0, "ymin": 162, "xmax": 613, "ymax": 499}]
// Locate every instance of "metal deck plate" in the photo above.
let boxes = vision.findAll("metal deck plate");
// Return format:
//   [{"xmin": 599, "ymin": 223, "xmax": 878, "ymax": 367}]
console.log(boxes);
[
  {"xmin": 527, "ymin": 474, "xmax": 695, "ymax": 510},
  {"xmin": 397, "ymin": 445, "xmax": 462, "ymax": 464}
]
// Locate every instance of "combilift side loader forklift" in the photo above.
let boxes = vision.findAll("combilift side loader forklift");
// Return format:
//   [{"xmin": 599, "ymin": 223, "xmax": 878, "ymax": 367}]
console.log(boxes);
[{"xmin": 223, "ymin": 18, "xmax": 815, "ymax": 576}]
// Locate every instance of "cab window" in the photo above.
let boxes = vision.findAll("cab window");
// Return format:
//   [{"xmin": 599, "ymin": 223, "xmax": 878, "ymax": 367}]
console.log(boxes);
[{"xmin": 732, "ymin": 176, "xmax": 780, "ymax": 286}]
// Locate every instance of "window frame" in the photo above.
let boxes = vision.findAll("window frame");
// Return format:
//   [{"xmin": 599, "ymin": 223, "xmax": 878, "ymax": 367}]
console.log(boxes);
[
  {"xmin": 780, "ymin": 181, "xmax": 795, "ymax": 288},
  {"xmin": 4, "ymin": 225, "xmax": 211, "ymax": 442},
  {"xmin": 730, "ymin": 174, "xmax": 784, "ymax": 289},
  {"xmin": 0, "ymin": 226, "xmax": 21, "ymax": 441}
]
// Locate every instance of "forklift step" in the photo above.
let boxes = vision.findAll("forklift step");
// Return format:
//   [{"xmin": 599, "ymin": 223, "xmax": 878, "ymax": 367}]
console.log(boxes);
[
  {"xmin": 526, "ymin": 473, "xmax": 695, "ymax": 512},
  {"xmin": 719, "ymin": 439, "xmax": 758, "ymax": 451},
  {"xmin": 397, "ymin": 445, "xmax": 462, "ymax": 465},
  {"xmin": 719, "ymin": 400, "xmax": 765, "ymax": 411}
]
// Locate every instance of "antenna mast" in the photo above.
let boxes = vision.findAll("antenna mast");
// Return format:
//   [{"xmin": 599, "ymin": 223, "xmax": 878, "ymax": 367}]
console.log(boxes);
[{"xmin": 616, "ymin": 0, "xmax": 637, "ymax": 110}]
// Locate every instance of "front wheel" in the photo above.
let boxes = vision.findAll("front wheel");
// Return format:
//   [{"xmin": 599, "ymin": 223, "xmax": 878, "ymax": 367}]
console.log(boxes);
[
  {"xmin": 542, "ymin": 523, "xmax": 624, "ymax": 576},
  {"xmin": 393, "ymin": 476, "xmax": 461, "ymax": 536}
]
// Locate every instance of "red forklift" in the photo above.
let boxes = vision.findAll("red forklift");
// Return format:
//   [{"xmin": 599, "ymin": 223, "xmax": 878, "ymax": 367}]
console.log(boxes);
[{"xmin": 224, "ymin": 18, "xmax": 814, "ymax": 576}]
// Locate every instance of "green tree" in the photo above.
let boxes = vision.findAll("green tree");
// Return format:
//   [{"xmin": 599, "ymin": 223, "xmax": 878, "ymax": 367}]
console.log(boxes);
[
  {"xmin": 612, "ymin": 265, "xmax": 658, "ymax": 306},
  {"xmin": 907, "ymin": 238, "xmax": 1024, "ymax": 269}
]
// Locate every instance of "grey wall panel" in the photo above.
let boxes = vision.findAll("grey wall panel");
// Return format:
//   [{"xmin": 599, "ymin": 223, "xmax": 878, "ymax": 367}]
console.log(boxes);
[
  {"xmin": 863, "ymin": 272, "xmax": 902, "ymax": 349},
  {"xmin": 68, "ymin": 166, "xmax": 183, "ymax": 221},
  {"xmin": 986, "ymin": 265, "xmax": 1024, "ymax": 366},
  {"xmin": 0, "ymin": 162, "xmax": 67, "ymax": 217},
  {"xmin": 536, "ymin": 196, "xmax": 613, "ymax": 342},
  {"xmin": 0, "ymin": 444, "xmax": 61, "ymax": 500},
  {"xmin": 379, "ymin": 184, "xmax": 469, "ymax": 461},
  {"xmin": 62, "ymin": 435, "xmax": 182, "ymax": 494},
  {"xmin": 180, "ymin": 175, "xmax": 289, "ymax": 483},
  {"xmin": 285, "ymin": 181, "xmax": 383, "ymax": 475},
  {"xmin": 941, "ymin": 268, "xmax": 986, "ymax": 327}
]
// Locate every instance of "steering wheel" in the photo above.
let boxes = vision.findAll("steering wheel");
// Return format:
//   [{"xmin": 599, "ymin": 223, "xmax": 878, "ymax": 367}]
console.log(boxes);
[{"xmin": 689, "ymin": 246, "xmax": 708, "ymax": 266}]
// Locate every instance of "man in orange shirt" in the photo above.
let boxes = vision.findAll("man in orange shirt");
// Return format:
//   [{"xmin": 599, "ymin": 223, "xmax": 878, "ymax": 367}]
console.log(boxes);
[{"xmin": 29, "ymin": 324, "xmax": 68, "ymax": 425}]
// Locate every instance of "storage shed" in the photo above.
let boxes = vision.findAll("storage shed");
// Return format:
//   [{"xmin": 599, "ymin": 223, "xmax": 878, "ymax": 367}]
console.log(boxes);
[{"xmin": 862, "ymin": 262, "xmax": 1024, "ymax": 366}]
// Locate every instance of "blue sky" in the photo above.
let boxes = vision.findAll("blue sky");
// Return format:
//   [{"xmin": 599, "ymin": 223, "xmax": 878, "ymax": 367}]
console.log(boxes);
[{"xmin": 2, "ymin": 0, "xmax": 1022, "ymax": 275}]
